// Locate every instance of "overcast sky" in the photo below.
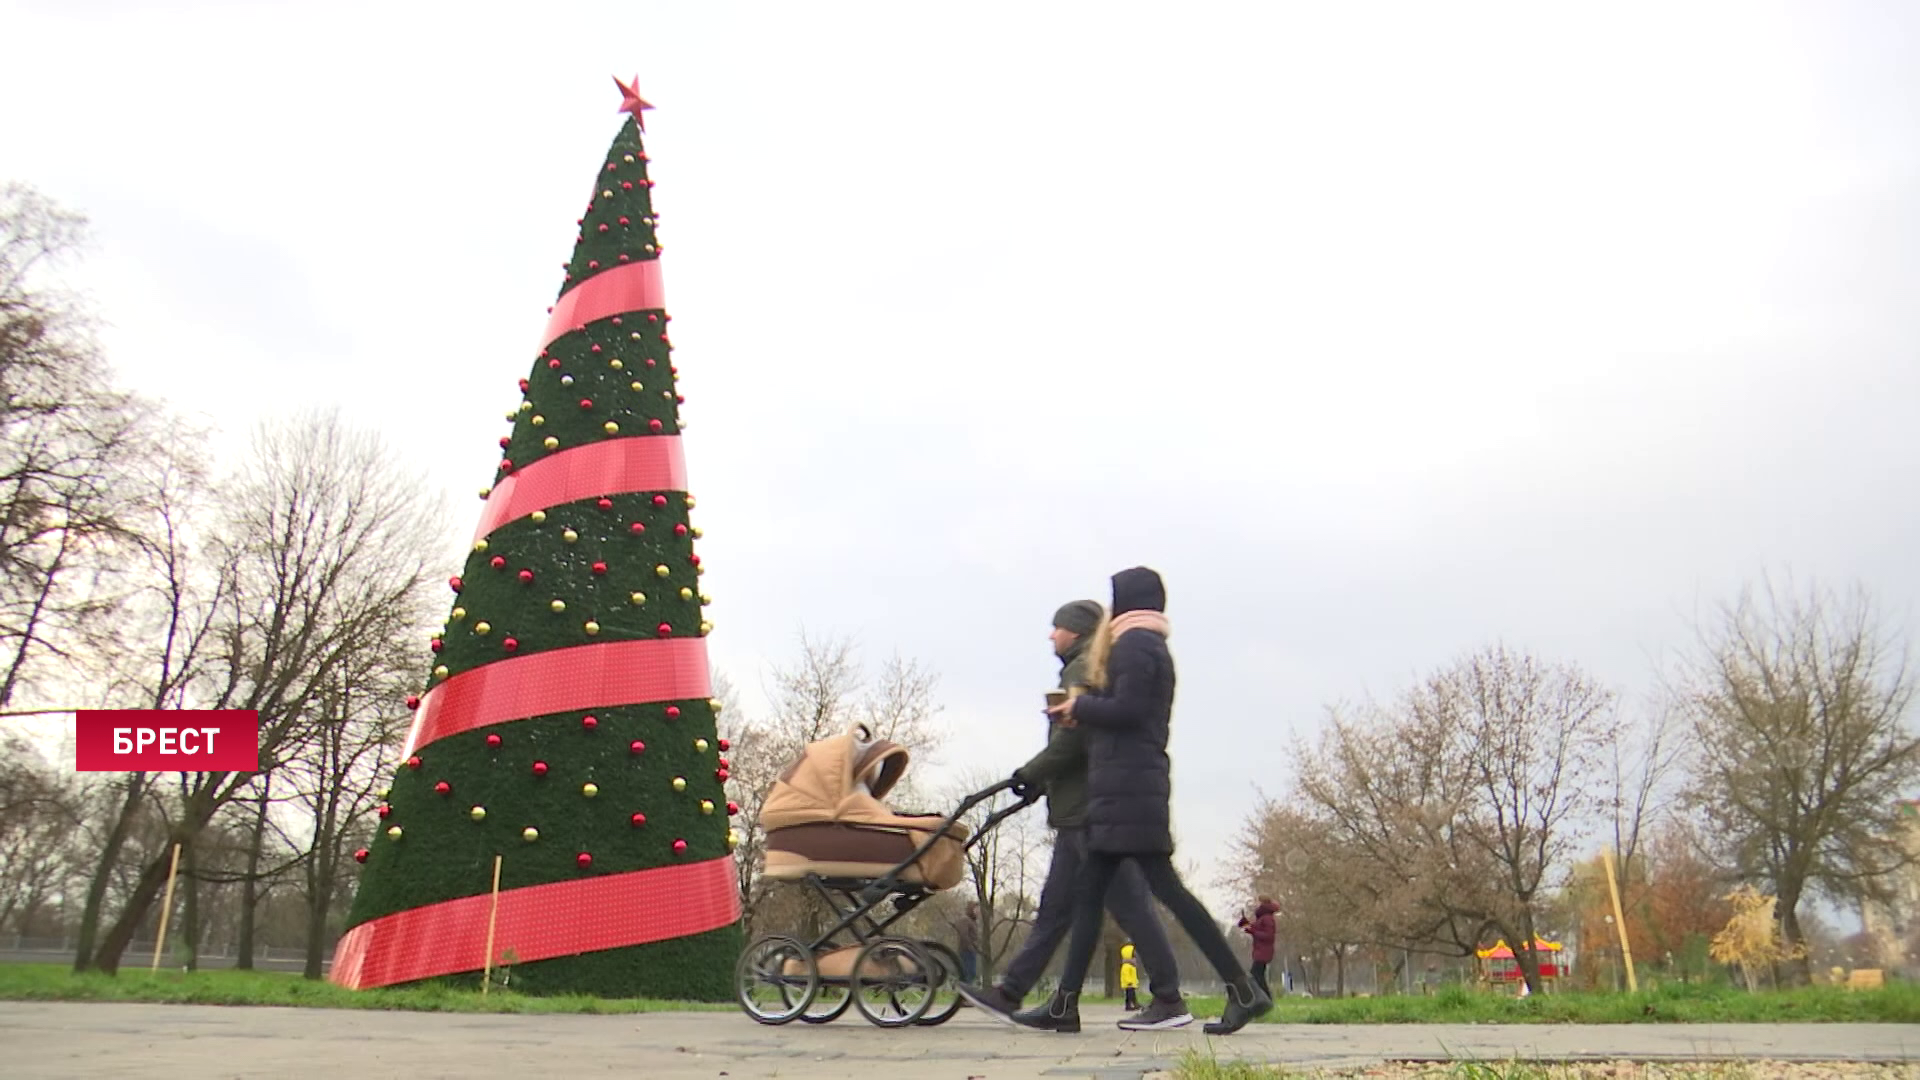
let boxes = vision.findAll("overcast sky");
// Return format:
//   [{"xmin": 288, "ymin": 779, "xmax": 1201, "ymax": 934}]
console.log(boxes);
[{"xmin": 4, "ymin": 1, "xmax": 1917, "ymax": 916}]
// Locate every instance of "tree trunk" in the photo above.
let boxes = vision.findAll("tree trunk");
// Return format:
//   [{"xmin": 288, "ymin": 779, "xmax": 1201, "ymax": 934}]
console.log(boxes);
[
  {"xmin": 93, "ymin": 786, "xmax": 225, "ymax": 975},
  {"xmin": 1333, "ymin": 947, "xmax": 1347, "ymax": 996},
  {"xmin": 181, "ymin": 840, "xmax": 199, "ymax": 972},
  {"xmin": 237, "ymin": 778, "xmax": 271, "ymax": 970},
  {"xmin": 72, "ymin": 773, "xmax": 146, "ymax": 973},
  {"xmin": 1778, "ymin": 892, "xmax": 1813, "ymax": 987},
  {"xmin": 302, "ymin": 860, "xmax": 334, "ymax": 981}
]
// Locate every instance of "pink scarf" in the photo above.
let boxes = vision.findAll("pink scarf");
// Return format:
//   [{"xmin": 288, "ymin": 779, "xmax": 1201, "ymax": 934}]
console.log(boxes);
[{"xmin": 1108, "ymin": 610, "xmax": 1170, "ymax": 640}]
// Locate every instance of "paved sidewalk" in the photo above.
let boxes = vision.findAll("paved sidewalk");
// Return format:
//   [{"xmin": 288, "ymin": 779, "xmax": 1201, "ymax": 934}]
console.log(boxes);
[{"xmin": 1, "ymin": 1002, "xmax": 1915, "ymax": 1079}]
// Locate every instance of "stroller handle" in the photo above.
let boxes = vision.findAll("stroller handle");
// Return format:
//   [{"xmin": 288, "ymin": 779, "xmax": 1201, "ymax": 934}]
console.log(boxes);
[{"xmin": 855, "ymin": 777, "xmax": 1037, "ymax": 901}]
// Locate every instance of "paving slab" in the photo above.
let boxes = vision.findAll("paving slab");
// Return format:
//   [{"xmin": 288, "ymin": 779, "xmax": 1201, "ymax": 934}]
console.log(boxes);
[{"xmin": 0, "ymin": 1002, "xmax": 1915, "ymax": 1080}]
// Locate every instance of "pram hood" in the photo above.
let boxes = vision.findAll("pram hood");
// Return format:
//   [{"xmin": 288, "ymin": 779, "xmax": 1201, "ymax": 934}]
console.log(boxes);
[{"xmin": 760, "ymin": 722, "xmax": 958, "ymax": 834}]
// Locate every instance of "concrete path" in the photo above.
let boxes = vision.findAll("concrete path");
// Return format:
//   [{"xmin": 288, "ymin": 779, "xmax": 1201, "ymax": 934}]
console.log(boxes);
[{"xmin": 1, "ymin": 1002, "xmax": 1915, "ymax": 1079}]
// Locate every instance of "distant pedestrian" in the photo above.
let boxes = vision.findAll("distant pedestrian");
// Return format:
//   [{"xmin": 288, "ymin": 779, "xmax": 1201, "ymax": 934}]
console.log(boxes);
[
  {"xmin": 1120, "ymin": 943, "xmax": 1141, "ymax": 1011},
  {"xmin": 955, "ymin": 902, "xmax": 980, "ymax": 983},
  {"xmin": 1238, "ymin": 897, "xmax": 1278, "ymax": 1000}
]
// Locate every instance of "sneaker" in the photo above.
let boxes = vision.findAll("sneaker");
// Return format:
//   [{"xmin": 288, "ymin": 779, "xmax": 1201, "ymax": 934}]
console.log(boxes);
[
  {"xmin": 953, "ymin": 982, "xmax": 1022, "ymax": 1027},
  {"xmin": 1010, "ymin": 990, "xmax": 1081, "ymax": 1033},
  {"xmin": 1118, "ymin": 994, "xmax": 1193, "ymax": 1031},
  {"xmin": 1202, "ymin": 982, "xmax": 1273, "ymax": 1036}
]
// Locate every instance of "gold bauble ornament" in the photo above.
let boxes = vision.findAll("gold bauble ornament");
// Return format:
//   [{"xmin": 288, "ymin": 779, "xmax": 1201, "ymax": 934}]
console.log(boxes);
[
  {"xmin": 387, "ymin": 826, "xmax": 403, "ymax": 840},
  {"xmin": 709, "ymin": 698, "xmax": 724, "ymax": 713},
  {"xmin": 523, "ymin": 827, "xmax": 539, "ymax": 842},
  {"xmin": 544, "ymin": 436, "xmax": 559, "ymax": 450},
  {"xmin": 692, "ymin": 526, "xmax": 704, "ymax": 539},
  {"xmin": 610, "ymin": 359, "xmax": 624, "ymax": 370},
  {"xmin": 630, "ymin": 380, "xmax": 644, "ymax": 392},
  {"xmin": 469, "ymin": 806, "xmax": 486, "ymax": 822},
  {"xmin": 630, "ymin": 331, "xmax": 641, "ymax": 341},
  {"xmin": 584, "ymin": 621, "xmax": 601, "ymax": 635},
  {"xmin": 563, "ymin": 529, "xmax": 579, "ymax": 544},
  {"xmin": 661, "ymin": 390, "xmax": 673, "ymax": 401},
  {"xmin": 679, "ymin": 587, "xmax": 693, "ymax": 601},
  {"xmin": 550, "ymin": 599, "xmax": 567, "ymax": 613},
  {"xmin": 531, "ymin": 510, "xmax": 547, "ymax": 524},
  {"xmin": 700, "ymin": 620, "xmax": 714, "ymax": 634},
  {"xmin": 604, "ymin": 421, "xmax": 620, "ymax": 435},
  {"xmin": 531, "ymin": 414, "xmax": 546, "ymax": 427},
  {"xmin": 582, "ymin": 783, "xmax": 599, "ymax": 798},
  {"xmin": 694, "ymin": 738, "xmax": 709, "ymax": 753},
  {"xmin": 629, "ymin": 592, "xmax": 646, "ymax": 606},
  {"xmin": 700, "ymin": 799, "xmax": 715, "ymax": 815},
  {"xmin": 699, "ymin": 593, "xmax": 712, "ymax": 605},
  {"xmin": 474, "ymin": 621, "xmax": 491, "ymax": 635},
  {"xmin": 672, "ymin": 776, "xmax": 687, "ymax": 792},
  {"xmin": 504, "ymin": 411, "xmax": 516, "ymax": 421},
  {"xmin": 474, "ymin": 540, "xmax": 488, "ymax": 553},
  {"xmin": 478, "ymin": 487, "xmax": 491, "ymax": 499},
  {"xmin": 696, "ymin": 565, "xmax": 706, "ymax": 576},
  {"xmin": 654, "ymin": 564, "xmax": 670, "ymax": 578},
  {"xmin": 451, "ymin": 607, "xmax": 467, "ymax": 621},
  {"xmin": 726, "ymin": 828, "xmax": 740, "ymax": 851},
  {"xmin": 685, "ymin": 495, "xmax": 697, "ymax": 508},
  {"xmin": 434, "ymin": 665, "xmax": 449, "ymax": 679},
  {"xmin": 519, "ymin": 401, "xmax": 532, "ymax": 413}
]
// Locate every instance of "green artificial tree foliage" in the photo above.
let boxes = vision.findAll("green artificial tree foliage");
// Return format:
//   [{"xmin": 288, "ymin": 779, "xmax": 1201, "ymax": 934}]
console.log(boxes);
[{"xmin": 338, "ymin": 89, "xmax": 740, "ymax": 1000}]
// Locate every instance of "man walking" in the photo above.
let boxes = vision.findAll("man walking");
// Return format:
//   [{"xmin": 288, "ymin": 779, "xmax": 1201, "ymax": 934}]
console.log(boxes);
[{"xmin": 968, "ymin": 600, "xmax": 1193, "ymax": 1032}]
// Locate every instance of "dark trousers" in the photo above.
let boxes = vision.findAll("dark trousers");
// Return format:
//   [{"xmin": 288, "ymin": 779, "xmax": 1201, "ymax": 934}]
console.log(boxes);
[
  {"xmin": 998, "ymin": 827, "xmax": 1183, "ymax": 1002},
  {"xmin": 1251, "ymin": 960, "xmax": 1272, "ymax": 1000},
  {"xmin": 1055, "ymin": 850, "xmax": 1249, "ymax": 997}
]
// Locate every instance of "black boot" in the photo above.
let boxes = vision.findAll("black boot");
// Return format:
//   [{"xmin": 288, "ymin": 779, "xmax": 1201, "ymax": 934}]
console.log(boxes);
[
  {"xmin": 1202, "ymin": 979, "xmax": 1272, "ymax": 1035},
  {"xmin": 1010, "ymin": 989, "xmax": 1081, "ymax": 1033}
]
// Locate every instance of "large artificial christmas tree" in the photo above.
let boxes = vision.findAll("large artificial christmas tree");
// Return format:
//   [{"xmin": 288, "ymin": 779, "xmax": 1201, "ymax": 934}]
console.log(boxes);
[{"xmin": 332, "ymin": 79, "xmax": 741, "ymax": 999}]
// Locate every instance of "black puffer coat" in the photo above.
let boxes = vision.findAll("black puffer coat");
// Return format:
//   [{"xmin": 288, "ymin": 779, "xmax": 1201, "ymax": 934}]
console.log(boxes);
[{"xmin": 1073, "ymin": 575, "xmax": 1175, "ymax": 856}]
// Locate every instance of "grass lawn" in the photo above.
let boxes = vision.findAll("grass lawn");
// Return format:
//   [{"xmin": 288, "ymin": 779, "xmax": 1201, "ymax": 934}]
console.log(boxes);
[
  {"xmin": 1173, "ymin": 1052, "xmax": 1914, "ymax": 1080},
  {"xmin": 0, "ymin": 964, "xmax": 733, "ymax": 1014},
  {"xmin": 1169, "ymin": 981, "xmax": 1920, "ymax": 1025}
]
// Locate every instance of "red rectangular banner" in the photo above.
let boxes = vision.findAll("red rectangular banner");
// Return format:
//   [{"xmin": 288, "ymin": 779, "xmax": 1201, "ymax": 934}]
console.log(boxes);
[{"xmin": 74, "ymin": 710, "xmax": 260, "ymax": 772}]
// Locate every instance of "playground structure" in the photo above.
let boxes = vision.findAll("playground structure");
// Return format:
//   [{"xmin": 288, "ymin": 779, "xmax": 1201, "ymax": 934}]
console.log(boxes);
[{"xmin": 1475, "ymin": 938, "xmax": 1565, "ymax": 994}]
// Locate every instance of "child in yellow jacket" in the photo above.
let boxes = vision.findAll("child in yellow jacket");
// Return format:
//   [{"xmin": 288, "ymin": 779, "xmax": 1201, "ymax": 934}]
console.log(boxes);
[{"xmin": 1120, "ymin": 943, "xmax": 1141, "ymax": 1011}]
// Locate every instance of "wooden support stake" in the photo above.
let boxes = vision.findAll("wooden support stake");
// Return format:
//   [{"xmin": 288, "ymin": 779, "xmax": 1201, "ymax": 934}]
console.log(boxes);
[
  {"xmin": 150, "ymin": 843, "xmax": 183, "ymax": 975},
  {"xmin": 1601, "ymin": 847, "xmax": 1639, "ymax": 992},
  {"xmin": 481, "ymin": 855, "xmax": 503, "ymax": 995}
]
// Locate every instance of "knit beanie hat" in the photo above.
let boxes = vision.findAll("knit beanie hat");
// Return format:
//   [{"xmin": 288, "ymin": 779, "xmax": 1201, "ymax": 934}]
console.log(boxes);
[{"xmin": 1052, "ymin": 600, "xmax": 1104, "ymax": 637}]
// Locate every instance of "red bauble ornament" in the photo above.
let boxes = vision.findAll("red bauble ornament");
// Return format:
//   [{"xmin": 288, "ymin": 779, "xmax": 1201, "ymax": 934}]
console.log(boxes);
[
  {"xmin": 619, "ymin": 254, "xmax": 631, "ymax": 262},
  {"xmin": 657, "ymin": 622, "xmax": 672, "ymax": 635},
  {"xmin": 579, "ymin": 398, "xmax": 594, "ymax": 410},
  {"xmin": 672, "ymin": 839, "xmax": 688, "ymax": 854},
  {"xmin": 592, "ymin": 562, "xmax": 608, "ymax": 575},
  {"xmin": 665, "ymin": 706, "xmax": 681, "ymax": 720},
  {"xmin": 548, "ymin": 358, "xmax": 562, "ymax": 369},
  {"xmin": 582, "ymin": 715, "xmax": 598, "ymax": 731},
  {"xmin": 597, "ymin": 497, "xmax": 613, "ymax": 510},
  {"xmin": 503, "ymin": 637, "xmax": 519, "ymax": 652},
  {"xmin": 648, "ymin": 418, "xmax": 663, "ymax": 433},
  {"xmin": 577, "ymin": 852, "xmax": 593, "ymax": 867},
  {"xmin": 652, "ymin": 495, "xmax": 668, "ymax": 507},
  {"xmin": 618, "ymin": 216, "xmax": 630, "ymax": 226},
  {"xmin": 518, "ymin": 378, "xmax": 530, "ymax": 392},
  {"xmin": 690, "ymin": 555, "xmax": 702, "ymax": 567},
  {"xmin": 674, "ymin": 524, "xmax": 688, "ymax": 537},
  {"xmin": 406, "ymin": 695, "xmax": 420, "ymax": 710},
  {"xmin": 498, "ymin": 436, "xmax": 511, "ymax": 448},
  {"xmin": 631, "ymin": 812, "xmax": 647, "ymax": 827},
  {"xmin": 487, "ymin": 733, "xmax": 502, "ymax": 748},
  {"xmin": 717, "ymin": 757, "xmax": 730, "ymax": 770},
  {"xmin": 490, "ymin": 556, "xmax": 506, "ymax": 570},
  {"xmin": 718, "ymin": 738, "xmax": 731, "ymax": 752},
  {"xmin": 407, "ymin": 756, "xmax": 423, "ymax": 770},
  {"xmin": 647, "ymin": 314, "xmax": 659, "ymax": 323},
  {"xmin": 518, "ymin": 569, "xmax": 534, "ymax": 583},
  {"xmin": 532, "ymin": 761, "xmax": 548, "ymax": 777},
  {"xmin": 613, "ymin": 317, "xmax": 623, "ymax": 326},
  {"xmin": 630, "ymin": 522, "xmax": 646, "ymax": 535},
  {"xmin": 430, "ymin": 639, "xmax": 443, "ymax": 653},
  {"xmin": 630, "ymin": 740, "xmax": 646, "ymax": 755},
  {"xmin": 717, "ymin": 768, "xmax": 731, "ymax": 783},
  {"xmin": 676, "ymin": 395, "xmax": 685, "ymax": 405},
  {"xmin": 449, "ymin": 576, "xmax": 463, "ymax": 593},
  {"xmin": 591, "ymin": 344, "xmax": 603, "ymax": 353},
  {"xmin": 598, "ymin": 224, "xmax": 609, "ymax": 234},
  {"xmin": 727, "ymin": 801, "xmax": 740, "ymax": 816},
  {"xmin": 435, "ymin": 781, "xmax": 451, "ymax": 795},
  {"xmin": 499, "ymin": 460, "xmax": 513, "ymax": 474},
  {"xmin": 377, "ymin": 804, "xmax": 391, "ymax": 818},
  {"xmin": 646, "ymin": 357, "xmax": 657, "ymax": 367},
  {"xmin": 354, "ymin": 848, "xmax": 369, "ymax": 863},
  {"xmin": 622, "ymin": 181, "xmax": 633, "ymax": 190}
]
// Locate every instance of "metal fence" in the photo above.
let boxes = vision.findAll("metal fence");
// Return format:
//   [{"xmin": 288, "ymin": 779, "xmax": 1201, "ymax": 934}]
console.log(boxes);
[{"xmin": 2, "ymin": 936, "xmax": 327, "ymax": 974}]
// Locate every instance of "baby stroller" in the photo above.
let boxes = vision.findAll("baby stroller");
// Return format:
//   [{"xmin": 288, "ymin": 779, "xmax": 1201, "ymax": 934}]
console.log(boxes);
[{"xmin": 734, "ymin": 723, "xmax": 1035, "ymax": 1027}]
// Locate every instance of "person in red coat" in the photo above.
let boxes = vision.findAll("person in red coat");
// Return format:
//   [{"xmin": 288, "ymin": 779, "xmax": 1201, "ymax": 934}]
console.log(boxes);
[{"xmin": 1238, "ymin": 897, "xmax": 1279, "ymax": 1000}]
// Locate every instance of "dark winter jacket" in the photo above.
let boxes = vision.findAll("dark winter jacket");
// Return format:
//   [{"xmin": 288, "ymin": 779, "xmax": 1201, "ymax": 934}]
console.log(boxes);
[
  {"xmin": 1013, "ymin": 636, "xmax": 1094, "ymax": 829},
  {"xmin": 1072, "ymin": 573, "xmax": 1176, "ymax": 855},
  {"xmin": 1240, "ymin": 900, "xmax": 1279, "ymax": 964}
]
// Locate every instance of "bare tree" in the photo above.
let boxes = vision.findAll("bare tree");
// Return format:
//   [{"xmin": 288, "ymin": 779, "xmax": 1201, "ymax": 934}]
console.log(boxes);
[
  {"xmin": 1293, "ymin": 645, "xmax": 1618, "ymax": 992},
  {"xmin": 940, "ymin": 767, "xmax": 1046, "ymax": 980},
  {"xmin": 1678, "ymin": 576, "xmax": 1920, "ymax": 984},
  {"xmin": 1225, "ymin": 797, "xmax": 1372, "ymax": 994},
  {"xmin": 84, "ymin": 410, "xmax": 446, "ymax": 974}
]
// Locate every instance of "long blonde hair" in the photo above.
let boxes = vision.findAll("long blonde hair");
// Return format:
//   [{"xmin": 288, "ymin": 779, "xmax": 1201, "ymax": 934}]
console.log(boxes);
[{"xmin": 1080, "ymin": 607, "xmax": 1114, "ymax": 692}]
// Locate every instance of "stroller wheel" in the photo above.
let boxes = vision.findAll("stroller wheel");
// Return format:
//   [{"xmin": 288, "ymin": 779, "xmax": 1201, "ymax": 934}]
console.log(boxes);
[
  {"xmin": 851, "ymin": 937, "xmax": 935, "ymax": 1028},
  {"xmin": 913, "ymin": 940, "xmax": 965, "ymax": 1027},
  {"xmin": 735, "ymin": 935, "xmax": 819, "ymax": 1025}
]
